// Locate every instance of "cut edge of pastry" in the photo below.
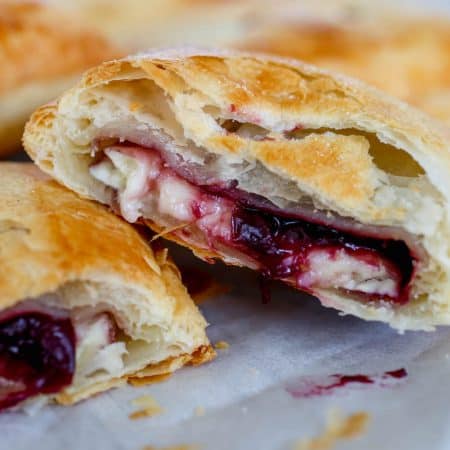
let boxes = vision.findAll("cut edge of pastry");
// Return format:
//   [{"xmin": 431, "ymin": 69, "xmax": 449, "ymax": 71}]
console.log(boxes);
[
  {"xmin": 0, "ymin": 163, "xmax": 214, "ymax": 410},
  {"xmin": 22, "ymin": 49, "xmax": 450, "ymax": 331},
  {"xmin": 56, "ymin": 344, "xmax": 215, "ymax": 406}
]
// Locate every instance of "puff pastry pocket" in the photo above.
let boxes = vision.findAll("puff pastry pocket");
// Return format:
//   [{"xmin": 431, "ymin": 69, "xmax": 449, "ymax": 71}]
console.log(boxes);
[
  {"xmin": 0, "ymin": 2, "xmax": 118, "ymax": 157},
  {"xmin": 0, "ymin": 163, "xmax": 213, "ymax": 412},
  {"xmin": 23, "ymin": 49, "xmax": 450, "ymax": 330},
  {"xmin": 239, "ymin": 16, "xmax": 450, "ymax": 126}
]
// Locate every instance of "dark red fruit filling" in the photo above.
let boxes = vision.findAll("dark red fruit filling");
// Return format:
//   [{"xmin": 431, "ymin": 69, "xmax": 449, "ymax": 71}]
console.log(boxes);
[
  {"xmin": 0, "ymin": 312, "xmax": 75, "ymax": 411},
  {"xmin": 153, "ymin": 144, "xmax": 415, "ymax": 303},
  {"xmin": 92, "ymin": 141, "xmax": 417, "ymax": 304},
  {"xmin": 229, "ymin": 206, "xmax": 414, "ymax": 303}
]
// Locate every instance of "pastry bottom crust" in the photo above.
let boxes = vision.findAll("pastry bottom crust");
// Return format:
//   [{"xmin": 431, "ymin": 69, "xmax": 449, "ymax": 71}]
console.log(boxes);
[{"xmin": 56, "ymin": 344, "xmax": 215, "ymax": 405}]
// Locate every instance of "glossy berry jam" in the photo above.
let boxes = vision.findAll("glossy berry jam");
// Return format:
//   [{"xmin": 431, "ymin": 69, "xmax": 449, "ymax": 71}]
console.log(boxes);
[
  {"xmin": 230, "ymin": 207, "xmax": 414, "ymax": 303},
  {"xmin": 92, "ymin": 141, "xmax": 416, "ymax": 304},
  {"xmin": 0, "ymin": 312, "xmax": 76, "ymax": 411}
]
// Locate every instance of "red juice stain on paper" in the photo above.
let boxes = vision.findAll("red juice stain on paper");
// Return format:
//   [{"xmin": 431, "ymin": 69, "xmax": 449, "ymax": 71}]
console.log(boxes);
[{"xmin": 286, "ymin": 368, "xmax": 407, "ymax": 398}]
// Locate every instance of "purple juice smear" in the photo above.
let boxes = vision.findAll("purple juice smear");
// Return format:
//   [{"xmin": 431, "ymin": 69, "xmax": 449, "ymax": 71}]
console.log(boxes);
[
  {"xmin": 286, "ymin": 368, "xmax": 408, "ymax": 398},
  {"xmin": 0, "ymin": 312, "xmax": 75, "ymax": 411}
]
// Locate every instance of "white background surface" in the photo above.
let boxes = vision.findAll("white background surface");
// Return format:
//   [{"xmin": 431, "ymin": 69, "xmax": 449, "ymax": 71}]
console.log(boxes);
[{"xmin": 3, "ymin": 1, "xmax": 450, "ymax": 449}]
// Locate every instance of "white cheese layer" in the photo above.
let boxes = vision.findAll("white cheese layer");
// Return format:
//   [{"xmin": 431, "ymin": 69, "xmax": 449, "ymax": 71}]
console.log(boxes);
[
  {"xmin": 74, "ymin": 313, "xmax": 127, "ymax": 381},
  {"xmin": 90, "ymin": 145, "xmax": 402, "ymax": 298},
  {"xmin": 90, "ymin": 146, "xmax": 233, "ymax": 239},
  {"xmin": 298, "ymin": 249, "xmax": 397, "ymax": 297}
]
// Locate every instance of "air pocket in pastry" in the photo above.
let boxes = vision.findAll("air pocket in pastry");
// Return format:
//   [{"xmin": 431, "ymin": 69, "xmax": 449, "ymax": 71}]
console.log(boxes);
[{"xmin": 23, "ymin": 50, "xmax": 450, "ymax": 330}]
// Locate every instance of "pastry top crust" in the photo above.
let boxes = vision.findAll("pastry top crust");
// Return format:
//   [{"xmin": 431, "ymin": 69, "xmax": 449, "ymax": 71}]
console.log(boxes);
[
  {"xmin": 0, "ymin": 163, "xmax": 203, "ymax": 338},
  {"xmin": 239, "ymin": 16, "xmax": 450, "ymax": 124},
  {"xmin": 22, "ymin": 49, "xmax": 450, "ymax": 330},
  {"xmin": 25, "ymin": 48, "xmax": 450, "ymax": 219},
  {"xmin": 0, "ymin": 2, "xmax": 119, "ymax": 94}
]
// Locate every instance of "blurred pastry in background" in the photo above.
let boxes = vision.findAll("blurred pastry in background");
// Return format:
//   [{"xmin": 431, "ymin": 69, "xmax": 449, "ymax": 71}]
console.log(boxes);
[
  {"xmin": 0, "ymin": 1, "xmax": 119, "ymax": 158},
  {"xmin": 239, "ymin": 14, "xmax": 450, "ymax": 125},
  {"xmin": 50, "ymin": 0, "xmax": 258, "ymax": 51},
  {"xmin": 49, "ymin": 0, "xmax": 374, "ymax": 51}
]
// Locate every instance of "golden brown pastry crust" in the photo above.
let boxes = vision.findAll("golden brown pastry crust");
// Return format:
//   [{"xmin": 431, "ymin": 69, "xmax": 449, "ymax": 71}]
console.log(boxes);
[
  {"xmin": 0, "ymin": 163, "xmax": 160, "ymax": 309},
  {"xmin": 56, "ymin": 345, "xmax": 214, "ymax": 405},
  {"xmin": 49, "ymin": 0, "xmax": 450, "ymax": 125},
  {"xmin": 239, "ymin": 16, "xmax": 450, "ymax": 125},
  {"xmin": 25, "ymin": 50, "xmax": 449, "ymax": 217},
  {"xmin": 0, "ymin": 162, "xmax": 213, "ymax": 405},
  {"xmin": 22, "ymin": 49, "xmax": 450, "ymax": 330}
]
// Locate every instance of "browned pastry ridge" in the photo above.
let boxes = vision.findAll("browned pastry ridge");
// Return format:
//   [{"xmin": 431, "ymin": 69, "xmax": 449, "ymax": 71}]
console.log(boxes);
[
  {"xmin": 0, "ymin": 162, "xmax": 213, "ymax": 410},
  {"xmin": 239, "ymin": 16, "xmax": 450, "ymax": 125},
  {"xmin": 23, "ymin": 49, "xmax": 450, "ymax": 330},
  {"xmin": 50, "ymin": 1, "xmax": 450, "ymax": 125},
  {"xmin": 0, "ymin": 1, "xmax": 119, "ymax": 157}
]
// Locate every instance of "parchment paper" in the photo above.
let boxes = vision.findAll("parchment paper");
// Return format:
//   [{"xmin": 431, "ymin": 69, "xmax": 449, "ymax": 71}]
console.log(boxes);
[{"xmin": 3, "ymin": 243, "xmax": 450, "ymax": 450}]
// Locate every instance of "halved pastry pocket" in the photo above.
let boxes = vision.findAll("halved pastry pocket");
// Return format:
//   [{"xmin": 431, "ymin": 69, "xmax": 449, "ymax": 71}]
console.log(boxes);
[{"xmin": 23, "ymin": 50, "xmax": 450, "ymax": 330}]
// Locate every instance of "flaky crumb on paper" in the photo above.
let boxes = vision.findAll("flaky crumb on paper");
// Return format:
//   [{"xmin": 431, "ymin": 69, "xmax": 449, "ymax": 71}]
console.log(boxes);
[
  {"xmin": 129, "ymin": 395, "xmax": 163, "ymax": 420},
  {"xmin": 194, "ymin": 406, "xmax": 205, "ymax": 417},
  {"xmin": 128, "ymin": 372, "xmax": 172, "ymax": 387},
  {"xmin": 215, "ymin": 340, "xmax": 230, "ymax": 350},
  {"xmin": 128, "ymin": 101, "xmax": 142, "ymax": 112},
  {"xmin": 142, "ymin": 445, "xmax": 199, "ymax": 450},
  {"xmin": 293, "ymin": 409, "xmax": 370, "ymax": 450}
]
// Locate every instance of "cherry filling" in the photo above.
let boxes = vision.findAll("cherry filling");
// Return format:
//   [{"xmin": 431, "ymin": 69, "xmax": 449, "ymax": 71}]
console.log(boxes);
[
  {"xmin": 91, "ymin": 142, "xmax": 417, "ymax": 304},
  {"xmin": 0, "ymin": 312, "xmax": 75, "ymax": 411},
  {"xmin": 230, "ymin": 207, "xmax": 413, "ymax": 303}
]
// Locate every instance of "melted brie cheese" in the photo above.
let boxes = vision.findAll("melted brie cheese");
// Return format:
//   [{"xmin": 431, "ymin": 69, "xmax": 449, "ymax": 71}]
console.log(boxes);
[
  {"xmin": 90, "ymin": 144, "xmax": 407, "ymax": 300},
  {"xmin": 298, "ymin": 248, "xmax": 397, "ymax": 297},
  {"xmin": 74, "ymin": 313, "xmax": 127, "ymax": 381}
]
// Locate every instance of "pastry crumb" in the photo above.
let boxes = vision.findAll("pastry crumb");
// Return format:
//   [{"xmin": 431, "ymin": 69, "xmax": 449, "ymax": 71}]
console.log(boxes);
[
  {"xmin": 214, "ymin": 340, "xmax": 230, "ymax": 350},
  {"xmin": 293, "ymin": 409, "xmax": 370, "ymax": 450},
  {"xmin": 129, "ymin": 395, "xmax": 163, "ymax": 420},
  {"xmin": 142, "ymin": 445, "xmax": 199, "ymax": 450},
  {"xmin": 129, "ymin": 101, "xmax": 142, "ymax": 112},
  {"xmin": 128, "ymin": 372, "xmax": 172, "ymax": 387},
  {"xmin": 194, "ymin": 406, "xmax": 205, "ymax": 417}
]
